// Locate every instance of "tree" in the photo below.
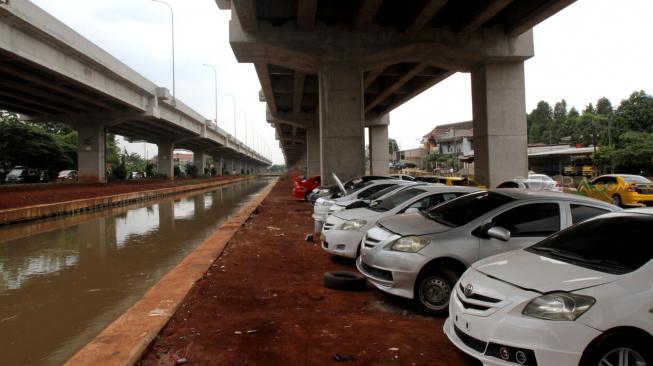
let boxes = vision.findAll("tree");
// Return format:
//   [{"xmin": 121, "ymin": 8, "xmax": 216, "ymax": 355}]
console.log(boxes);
[
  {"xmin": 0, "ymin": 112, "xmax": 74, "ymax": 176},
  {"xmin": 595, "ymin": 97, "xmax": 613, "ymax": 116},
  {"xmin": 594, "ymin": 132, "xmax": 653, "ymax": 175},
  {"xmin": 527, "ymin": 101, "xmax": 553, "ymax": 143},
  {"xmin": 388, "ymin": 138, "xmax": 399, "ymax": 155},
  {"xmin": 552, "ymin": 99, "xmax": 568, "ymax": 142},
  {"xmin": 614, "ymin": 90, "xmax": 653, "ymax": 138}
]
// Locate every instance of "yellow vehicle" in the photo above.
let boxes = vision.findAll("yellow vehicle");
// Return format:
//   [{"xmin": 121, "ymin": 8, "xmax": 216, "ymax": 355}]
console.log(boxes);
[
  {"xmin": 416, "ymin": 175, "xmax": 486, "ymax": 188},
  {"xmin": 578, "ymin": 174, "xmax": 653, "ymax": 207}
]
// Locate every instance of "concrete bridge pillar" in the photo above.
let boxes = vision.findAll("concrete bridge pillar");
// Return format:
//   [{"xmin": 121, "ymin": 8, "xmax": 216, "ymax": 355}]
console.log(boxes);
[
  {"xmin": 157, "ymin": 141, "xmax": 174, "ymax": 179},
  {"xmin": 319, "ymin": 62, "xmax": 365, "ymax": 185},
  {"xmin": 77, "ymin": 124, "xmax": 106, "ymax": 183},
  {"xmin": 471, "ymin": 62, "xmax": 528, "ymax": 187},
  {"xmin": 193, "ymin": 150, "xmax": 207, "ymax": 176},
  {"xmin": 213, "ymin": 155, "xmax": 223, "ymax": 176},
  {"xmin": 368, "ymin": 115, "xmax": 390, "ymax": 176},
  {"xmin": 234, "ymin": 159, "xmax": 242, "ymax": 175},
  {"xmin": 306, "ymin": 120, "xmax": 320, "ymax": 177}
]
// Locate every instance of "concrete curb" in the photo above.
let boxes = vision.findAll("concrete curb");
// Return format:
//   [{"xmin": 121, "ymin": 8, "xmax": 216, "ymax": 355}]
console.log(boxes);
[
  {"xmin": 0, "ymin": 176, "xmax": 254, "ymax": 226},
  {"xmin": 62, "ymin": 177, "xmax": 279, "ymax": 366}
]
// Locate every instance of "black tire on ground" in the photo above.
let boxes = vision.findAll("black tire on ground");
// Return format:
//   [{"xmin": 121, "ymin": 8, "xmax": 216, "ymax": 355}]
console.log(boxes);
[
  {"xmin": 304, "ymin": 191, "xmax": 311, "ymax": 201},
  {"xmin": 323, "ymin": 271, "xmax": 367, "ymax": 291},
  {"xmin": 580, "ymin": 332, "xmax": 652, "ymax": 366},
  {"xmin": 612, "ymin": 194, "xmax": 622, "ymax": 207},
  {"xmin": 413, "ymin": 267, "xmax": 459, "ymax": 316}
]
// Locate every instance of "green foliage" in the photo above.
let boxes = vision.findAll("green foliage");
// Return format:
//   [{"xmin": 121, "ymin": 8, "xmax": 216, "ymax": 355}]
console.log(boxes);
[
  {"xmin": 0, "ymin": 112, "xmax": 74, "ymax": 176},
  {"xmin": 185, "ymin": 164, "xmax": 198, "ymax": 177},
  {"xmin": 388, "ymin": 138, "xmax": 399, "ymax": 155},
  {"xmin": 174, "ymin": 165, "xmax": 182, "ymax": 177},
  {"xmin": 110, "ymin": 154, "xmax": 128, "ymax": 180}
]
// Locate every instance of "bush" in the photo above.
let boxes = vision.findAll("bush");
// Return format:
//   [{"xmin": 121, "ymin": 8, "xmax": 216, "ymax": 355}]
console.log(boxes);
[
  {"xmin": 174, "ymin": 165, "xmax": 182, "ymax": 177},
  {"xmin": 111, "ymin": 163, "xmax": 128, "ymax": 180},
  {"xmin": 185, "ymin": 164, "xmax": 198, "ymax": 177}
]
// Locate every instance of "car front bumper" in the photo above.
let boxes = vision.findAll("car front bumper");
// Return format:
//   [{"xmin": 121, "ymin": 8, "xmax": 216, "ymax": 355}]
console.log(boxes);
[
  {"xmin": 356, "ymin": 250, "xmax": 426, "ymax": 300},
  {"xmin": 322, "ymin": 228, "xmax": 364, "ymax": 259},
  {"xmin": 444, "ymin": 286, "xmax": 601, "ymax": 366}
]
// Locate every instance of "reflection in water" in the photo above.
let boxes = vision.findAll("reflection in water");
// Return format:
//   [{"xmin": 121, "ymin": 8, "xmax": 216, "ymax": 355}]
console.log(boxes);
[
  {"xmin": 115, "ymin": 206, "xmax": 160, "ymax": 248},
  {"xmin": 0, "ymin": 178, "xmax": 272, "ymax": 366}
]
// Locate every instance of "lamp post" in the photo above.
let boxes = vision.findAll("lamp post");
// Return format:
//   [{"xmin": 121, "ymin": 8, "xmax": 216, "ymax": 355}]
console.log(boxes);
[
  {"xmin": 202, "ymin": 63, "xmax": 218, "ymax": 128},
  {"xmin": 152, "ymin": 0, "xmax": 175, "ymax": 103},
  {"xmin": 225, "ymin": 93, "xmax": 237, "ymax": 138}
]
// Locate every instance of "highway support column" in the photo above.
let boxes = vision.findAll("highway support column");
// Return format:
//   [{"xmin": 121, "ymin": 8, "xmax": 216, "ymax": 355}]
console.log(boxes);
[
  {"xmin": 471, "ymin": 62, "xmax": 528, "ymax": 187},
  {"xmin": 368, "ymin": 115, "xmax": 390, "ymax": 175},
  {"xmin": 193, "ymin": 150, "xmax": 207, "ymax": 176},
  {"xmin": 319, "ymin": 62, "xmax": 365, "ymax": 185},
  {"xmin": 157, "ymin": 141, "xmax": 174, "ymax": 179},
  {"xmin": 77, "ymin": 124, "xmax": 106, "ymax": 183},
  {"xmin": 306, "ymin": 120, "xmax": 320, "ymax": 177}
]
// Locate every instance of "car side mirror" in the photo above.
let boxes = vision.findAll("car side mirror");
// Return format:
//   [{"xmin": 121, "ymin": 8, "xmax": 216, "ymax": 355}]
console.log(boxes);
[
  {"xmin": 487, "ymin": 226, "xmax": 511, "ymax": 241},
  {"xmin": 405, "ymin": 207, "xmax": 420, "ymax": 214}
]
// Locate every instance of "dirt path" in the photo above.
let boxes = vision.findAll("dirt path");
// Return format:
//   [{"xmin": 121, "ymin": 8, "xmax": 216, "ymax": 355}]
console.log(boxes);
[
  {"xmin": 138, "ymin": 176, "xmax": 478, "ymax": 366},
  {"xmin": 0, "ymin": 176, "xmax": 243, "ymax": 209}
]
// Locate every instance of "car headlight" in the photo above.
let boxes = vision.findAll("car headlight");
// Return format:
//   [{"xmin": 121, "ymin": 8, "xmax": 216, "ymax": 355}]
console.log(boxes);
[
  {"xmin": 390, "ymin": 236, "xmax": 430, "ymax": 252},
  {"xmin": 338, "ymin": 219, "xmax": 367, "ymax": 231},
  {"xmin": 523, "ymin": 292, "xmax": 595, "ymax": 321}
]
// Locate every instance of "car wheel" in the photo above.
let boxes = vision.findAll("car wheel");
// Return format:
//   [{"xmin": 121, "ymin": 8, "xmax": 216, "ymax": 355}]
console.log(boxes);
[
  {"xmin": 323, "ymin": 271, "xmax": 367, "ymax": 291},
  {"xmin": 303, "ymin": 191, "xmax": 310, "ymax": 201},
  {"xmin": 612, "ymin": 194, "xmax": 622, "ymax": 207},
  {"xmin": 580, "ymin": 333, "xmax": 652, "ymax": 366},
  {"xmin": 414, "ymin": 267, "xmax": 458, "ymax": 316}
]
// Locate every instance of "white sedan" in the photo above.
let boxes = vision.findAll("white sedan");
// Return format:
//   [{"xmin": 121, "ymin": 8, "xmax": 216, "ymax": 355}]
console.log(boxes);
[
  {"xmin": 445, "ymin": 209, "xmax": 652, "ymax": 366},
  {"xmin": 321, "ymin": 185, "xmax": 480, "ymax": 259}
]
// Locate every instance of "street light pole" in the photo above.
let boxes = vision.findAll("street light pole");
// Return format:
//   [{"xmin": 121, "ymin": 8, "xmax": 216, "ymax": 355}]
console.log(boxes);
[
  {"xmin": 225, "ymin": 93, "xmax": 237, "ymax": 138},
  {"xmin": 152, "ymin": 0, "xmax": 175, "ymax": 103},
  {"xmin": 202, "ymin": 63, "xmax": 218, "ymax": 128}
]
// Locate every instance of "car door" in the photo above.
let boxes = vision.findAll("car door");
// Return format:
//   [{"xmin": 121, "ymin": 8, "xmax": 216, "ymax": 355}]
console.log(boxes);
[{"xmin": 478, "ymin": 202, "xmax": 563, "ymax": 259}]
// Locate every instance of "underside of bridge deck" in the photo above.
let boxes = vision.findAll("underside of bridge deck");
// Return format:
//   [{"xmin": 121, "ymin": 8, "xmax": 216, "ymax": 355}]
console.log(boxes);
[{"xmin": 218, "ymin": 0, "xmax": 575, "ymax": 186}]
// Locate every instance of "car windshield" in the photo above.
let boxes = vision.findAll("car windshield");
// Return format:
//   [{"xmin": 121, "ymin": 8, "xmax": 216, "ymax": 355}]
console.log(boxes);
[
  {"xmin": 423, "ymin": 191, "xmax": 514, "ymax": 227},
  {"xmin": 621, "ymin": 175, "xmax": 651, "ymax": 183},
  {"xmin": 367, "ymin": 184, "xmax": 406, "ymax": 201},
  {"xmin": 527, "ymin": 213, "xmax": 653, "ymax": 274},
  {"xmin": 7, "ymin": 169, "xmax": 23, "ymax": 178},
  {"xmin": 369, "ymin": 187, "xmax": 426, "ymax": 212},
  {"xmin": 528, "ymin": 175, "xmax": 553, "ymax": 181}
]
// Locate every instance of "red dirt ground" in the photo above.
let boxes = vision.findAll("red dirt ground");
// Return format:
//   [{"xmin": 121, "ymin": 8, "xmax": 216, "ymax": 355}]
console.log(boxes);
[
  {"xmin": 0, "ymin": 176, "xmax": 243, "ymax": 210},
  {"xmin": 138, "ymin": 176, "xmax": 479, "ymax": 366}
]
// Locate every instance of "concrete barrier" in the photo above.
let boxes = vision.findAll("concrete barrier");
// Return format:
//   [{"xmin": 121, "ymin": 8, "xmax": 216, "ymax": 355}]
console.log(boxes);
[{"xmin": 0, "ymin": 176, "xmax": 255, "ymax": 226}]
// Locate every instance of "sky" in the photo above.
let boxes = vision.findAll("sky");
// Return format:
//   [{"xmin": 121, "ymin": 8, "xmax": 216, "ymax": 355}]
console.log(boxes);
[{"xmin": 29, "ymin": 0, "xmax": 653, "ymax": 162}]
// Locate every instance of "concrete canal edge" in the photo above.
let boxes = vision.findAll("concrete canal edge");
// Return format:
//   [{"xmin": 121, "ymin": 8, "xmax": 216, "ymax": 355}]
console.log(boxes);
[
  {"xmin": 63, "ymin": 177, "xmax": 279, "ymax": 366},
  {"xmin": 0, "ymin": 176, "xmax": 254, "ymax": 226}
]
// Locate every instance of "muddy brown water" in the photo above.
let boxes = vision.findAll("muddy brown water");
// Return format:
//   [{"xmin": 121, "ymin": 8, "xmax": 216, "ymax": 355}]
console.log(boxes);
[{"xmin": 0, "ymin": 178, "xmax": 274, "ymax": 366}]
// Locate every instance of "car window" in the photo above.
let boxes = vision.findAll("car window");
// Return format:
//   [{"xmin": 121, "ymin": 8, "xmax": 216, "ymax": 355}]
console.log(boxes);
[
  {"xmin": 492, "ymin": 203, "xmax": 560, "ymax": 237},
  {"xmin": 497, "ymin": 181, "xmax": 519, "ymax": 188},
  {"xmin": 367, "ymin": 184, "xmax": 405, "ymax": 200},
  {"xmin": 358, "ymin": 184, "xmax": 396, "ymax": 199},
  {"xmin": 621, "ymin": 175, "xmax": 651, "ymax": 183},
  {"xmin": 591, "ymin": 177, "xmax": 605, "ymax": 185},
  {"xmin": 424, "ymin": 191, "xmax": 514, "ymax": 227},
  {"xmin": 605, "ymin": 177, "xmax": 618, "ymax": 184},
  {"xmin": 570, "ymin": 204, "xmax": 611, "ymax": 224},
  {"xmin": 409, "ymin": 192, "xmax": 463, "ymax": 210},
  {"xmin": 370, "ymin": 187, "xmax": 426, "ymax": 211},
  {"xmin": 527, "ymin": 214, "xmax": 653, "ymax": 274}
]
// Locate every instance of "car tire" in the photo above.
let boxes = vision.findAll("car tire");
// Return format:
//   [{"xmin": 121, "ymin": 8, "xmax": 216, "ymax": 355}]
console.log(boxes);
[
  {"xmin": 612, "ymin": 194, "xmax": 622, "ymax": 207},
  {"xmin": 323, "ymin": 271, "xmax": 367, "ymax": 291},
  {"xmin": 414, "ymin": 267, "xmax": 459, "ymax": 316},
  {"xmin": 580, "ymin": 333, "xmax": 652, "ymax": 366},
  {"xmin": 303, "ymin": 191, "xmax": 310, "ymax": 201}
]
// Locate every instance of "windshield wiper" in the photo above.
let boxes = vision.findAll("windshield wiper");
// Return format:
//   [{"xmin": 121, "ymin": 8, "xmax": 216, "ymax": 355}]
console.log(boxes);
[{"xmin": 532, "ymin": 248, "xmax": 631, "ymax": 273}]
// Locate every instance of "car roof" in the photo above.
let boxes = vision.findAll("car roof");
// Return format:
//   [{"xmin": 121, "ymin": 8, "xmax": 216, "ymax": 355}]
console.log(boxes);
[
  {"xmin": 419, "ymin": 185, "xmax": 481, "ymax": 193},
  {"xmin": 491, "ymin": 188, "xmax": 618, "ymax": 207}
]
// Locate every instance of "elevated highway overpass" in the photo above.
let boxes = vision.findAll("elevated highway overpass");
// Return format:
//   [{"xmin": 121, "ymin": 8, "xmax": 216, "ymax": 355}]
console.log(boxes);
[
  {"xmin": 0, "ymin": 0, "xmax": 271, "ymax": 183},
  {"xmin": 217, "ymin": 0, "xmax": 575, "ymax": 186}
]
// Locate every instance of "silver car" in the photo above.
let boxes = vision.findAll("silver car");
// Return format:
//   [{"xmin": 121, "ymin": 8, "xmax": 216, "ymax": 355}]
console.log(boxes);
[{"xmin": 356, "ymin": 189, "xmax": 620, "ymax": 315}]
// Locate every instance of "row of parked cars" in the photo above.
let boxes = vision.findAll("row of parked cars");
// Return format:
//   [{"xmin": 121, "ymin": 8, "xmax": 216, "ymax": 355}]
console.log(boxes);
[{"xmin": 292, "ymin": 173, "xmax": 652, "ymax": 366}]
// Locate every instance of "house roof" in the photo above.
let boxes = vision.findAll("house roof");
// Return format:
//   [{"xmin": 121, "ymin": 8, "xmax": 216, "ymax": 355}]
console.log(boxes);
[{"xmin": 423, "ymin": 121, "xmax": 473, "ymax": 140}]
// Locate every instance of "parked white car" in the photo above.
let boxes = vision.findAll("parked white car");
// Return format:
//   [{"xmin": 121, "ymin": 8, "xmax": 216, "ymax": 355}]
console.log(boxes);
[
  {"xmin": 356, "ymin": 190, "xmax": 620, "ymax": 315},
  {"xmin": 312, "ymin": 177, "xmax": 406, "ymax": 233},
  {"xmin": 326, "ymin": 180, "xmax": 417, "ymax": 217},
  {"xmin": 445, "ymin": 209, "xmax": 653, "ymax": 366},
  {"xmin": 497, "ymin": 174, "xmax": 562, "ymax": 192},
  {"xmin": 321, "ymin": 185, "xmax": 480, "ymax": 259}
]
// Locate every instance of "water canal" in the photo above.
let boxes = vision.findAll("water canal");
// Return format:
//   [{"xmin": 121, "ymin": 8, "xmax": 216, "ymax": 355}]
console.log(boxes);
[{"xmin": 0, "ymin": 178, "xmax": 274, "ymax": 365}]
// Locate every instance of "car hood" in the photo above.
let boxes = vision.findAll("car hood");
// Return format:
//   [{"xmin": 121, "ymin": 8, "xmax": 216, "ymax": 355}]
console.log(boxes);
[
  {"xmin": 334, "ymin": 207, "xmax": 380, "ymax": 221},
  {"xmin": 377, "ymin": 212, "xmax": 452, "ymax": 236},
  {"xmin": 473, "ymin": 250, "xmax": 620, "ymax": 293}
]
